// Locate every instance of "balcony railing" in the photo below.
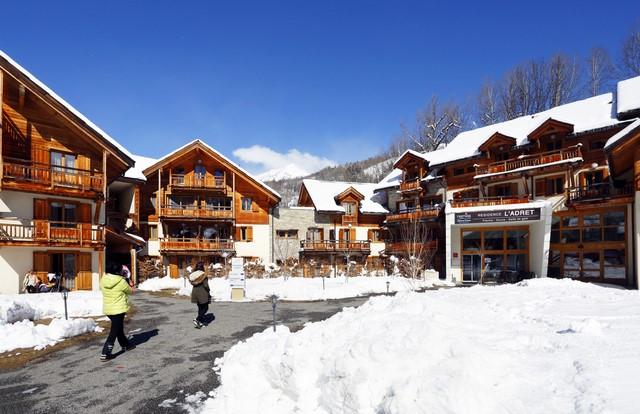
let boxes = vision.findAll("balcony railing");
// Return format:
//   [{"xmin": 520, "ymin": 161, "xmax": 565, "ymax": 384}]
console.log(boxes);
[
  {"xmin": 475, "ymin": 145, "xmax": 582, "ymax": 177},
  {"xmin": 399, "ymin": 178, "xmax": 422, "ymax": 192},
  {"xmin": 160, "ymin": 205, "xmax": 233, "ymax": 219},
  {"xmin": 341, "ymin": 215, "xmax": 357, "ymax": 225},
  {"xmin": 451, "ymin": 195, "xmax": 530, "ymax": 208},
  {"xmin": 159, "ymin": 237, "xmax": 234, "ymax": 252},
  {"xmin": 300, "ymin": 240, "xmax": 371, "ymax": 252},
  {"xmin": 2, "ymin": 157, "xmax": 104, "ymax": 194},
  {"xmin": 170, "ymin": 174, "xmax": 225, "ymax": 190},
  {"xmin": 0, "ymin": 220, "xmax": 104, "ymax": 246},
  {"xmin": 567, "ymin": 183, "xmax": 634, "ymax": 204},
  {"xmin": 385, "ymin": 240, "xmax": 438, "ymax": 254},
  {"xmin": 386, "ymin": 205, "xmax": 442, "ymax": 222}
]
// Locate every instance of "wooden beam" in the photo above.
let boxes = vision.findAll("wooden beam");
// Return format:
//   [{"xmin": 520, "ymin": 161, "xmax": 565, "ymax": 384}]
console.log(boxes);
[
  {"xmin": 18, "ymin": 84, "xmax": 25, "ymax": 109},
  {"xmin": 0, "ymin": 69, "xmax": 3, "ymax": 191},
  {"xmin": 232, "ymin": 171, "xmax": 236, "ymax": 218}
]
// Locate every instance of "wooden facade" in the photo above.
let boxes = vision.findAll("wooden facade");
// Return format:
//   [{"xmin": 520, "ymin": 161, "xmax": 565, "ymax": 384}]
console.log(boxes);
[{"xmin": 0, "ymin": 53, "xmax": 134, "ymax": 292}]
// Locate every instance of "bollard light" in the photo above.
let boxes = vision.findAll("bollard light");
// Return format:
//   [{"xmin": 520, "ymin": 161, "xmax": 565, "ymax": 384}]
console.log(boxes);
[
  {"xmin": 61, "ymin": 290, "xmax": 69, "ymax": 320},
  {"xmin": 322, "ymin": 275, "xmax": 325, "ymax": 291},
  {"xmin": 386, "ymin": 280, "xmax": 390, "ymax": 294},
  {"xmin": 270, "ymin": 294, "xmax": 278, "ymax": 332}
]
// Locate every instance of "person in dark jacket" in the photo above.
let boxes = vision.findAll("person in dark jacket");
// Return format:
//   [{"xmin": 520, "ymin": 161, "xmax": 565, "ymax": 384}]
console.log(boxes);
[{"xmin": 189, "ymin": 262, "xmax": 211, "ymax": 329}]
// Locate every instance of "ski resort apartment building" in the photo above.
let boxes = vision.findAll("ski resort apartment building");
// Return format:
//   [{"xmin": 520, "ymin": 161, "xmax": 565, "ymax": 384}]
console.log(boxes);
[
  {"xmin": 377, "ymin": 76, "xmax": 640, "ymax": 287},
  {"xmin": 137, "ymin": 140, "xmax": 281, "ymax": 277},
  {"xmin": 287, "ymin": 179, "xmax": 388, "ymax": 275},
  {"xmin": 0, "ymin": 51, "xmax": 135, "ymax": 294}
]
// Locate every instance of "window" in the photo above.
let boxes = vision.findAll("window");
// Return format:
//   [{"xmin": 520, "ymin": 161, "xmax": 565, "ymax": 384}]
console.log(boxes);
[
  {"xmin": 581, "ymin": 170, "xmax": 604, "ymax": 188},
  {"xmin": 342, "ymin": 202, "xmax": 356, "ymax": 216},
  {"xmin": 546, "ymin": 140, "xmax": 562, "ymax": 151},
  {"xmin": 489, "ymin": 183, "xmax": 515, "ymax": 198},
  {"xmin": 238, "ymin": 226, "xmax": 252, "ymax": 241},
  {"xmin": 462, "ymin": 231, "xmax": 481, "ymax": 251},
  {"xmin": 194, "ymin": 164, "xmax": 206, "ymax": 178},
  {"xmin": 50, "ymin": 202, "xmax": 77, "ymax": 227},
  {"xmin": 50, "ymin": 151, "xmax": 77, "ymax": 172},
  {"xmin": 496, "ymin": 152, "xmax": 510, "ymax": 161},
  {"xmin": 306, "ymin": 227, "xmax": 323, "ymax": 241},
  {"xmin": 241, "ymin": 197, "xmax": 252, "ymax": 211},
  {"xmin": 149, "ymin": 225, "xmax": 158, "ymax": 241},
  {"xmin": 589, "ymin": 141, "xmax": 605, "ymax": 151},
  {"xmin": 369, "ymin": 229, "xmax": 382, "ymax": 242},
  {"xmin": 453, "ymin": 167, "xmax": 465, "ymax": 176},
  {"xmin": 276, "ymin": 229, "xmax": 298, "ymax": 239},
  {"xmin": 535, "ymin": 175, "xmax": 564, "ymax": 197}
]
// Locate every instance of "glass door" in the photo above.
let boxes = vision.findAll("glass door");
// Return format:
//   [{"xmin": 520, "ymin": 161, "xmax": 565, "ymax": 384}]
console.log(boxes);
[{"xmin": 462, "ymin": 255, "xmax": 482, "ymax": 282}]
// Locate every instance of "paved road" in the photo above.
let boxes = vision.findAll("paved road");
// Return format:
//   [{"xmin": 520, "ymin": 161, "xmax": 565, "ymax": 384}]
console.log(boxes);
[{"xmin": 0, "ymin": 292, "xmax": 368, "ymax": 413}]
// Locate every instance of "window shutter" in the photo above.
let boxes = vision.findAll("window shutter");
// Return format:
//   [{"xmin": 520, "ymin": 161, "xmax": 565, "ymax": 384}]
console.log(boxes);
[
  {"xmin": 33, "ymin": 252, "xmax": 49, "ymax": 284},
  {"xmin": 246, "ymin": 226, "xmax": 253, "ymax": 242},
  {"xmin": 535, "ymin": 179, "xmax": 545, "ymax": 197},
  {"xmin": 350, "ymin": 228, "xmax": 356, "ymax": 240},
  {"xmin": 78, "ymin": 203, "xmax": 91, "ymax": 223},
  {"xmin": 367, "ymin": 229, "xmax": 373, "ymax": 241},
  {"xmin": 235, "ymin": 226, "xmax": 241, "ymax": 241},
  {"xmin": 33, "ymin": 198, "xmax": 48, "ymax": 220},
  {"xmin": 339, "ymin": 229, "xmax": 345, "ymax": 241},
  {"xmin": 509, "ymin": 183, "xmax": 518, "ymax": 196},
  {"xmin": 77, "ymin": 253, "xmax": 92, "ymax": 290},
  {"xmin": 319, "ymin": 228, "xmax": 324, "ymax": 241}
]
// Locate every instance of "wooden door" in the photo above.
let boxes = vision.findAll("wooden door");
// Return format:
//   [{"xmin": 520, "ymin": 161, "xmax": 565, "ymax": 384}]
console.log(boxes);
[
  {"xmin": 169, "ymin": 256, "xmax": 179, "ymax": 278},
  {"xmin": 76, "ymin": 253, "xmax": 92, "ymax": 290},
  {"xmin": 33, "ymin": 251, "xmax": 49, "ymax": 284}
]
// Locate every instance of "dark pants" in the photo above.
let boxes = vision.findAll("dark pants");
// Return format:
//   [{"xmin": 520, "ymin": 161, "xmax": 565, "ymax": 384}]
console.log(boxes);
[
  {"xmin": 102, "ymin": 313, "xmax": 129, "ymax": 355},
  {"xmin": 197, "ymin": 303, "xmax": 208, "ymax": 323}
]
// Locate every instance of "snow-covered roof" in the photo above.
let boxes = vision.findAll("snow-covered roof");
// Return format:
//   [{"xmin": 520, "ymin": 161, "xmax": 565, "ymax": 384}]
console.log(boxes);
[
  {"xmin": 374, "ymin": 168, "xmax": 403, "ymax": 191},
  {"xmin": 617, "ymin": 76, "xmax": 640, "ymax": 116},
  {"xmin": 0, "ymin": 50, "xmax": 134, "ymax": 164},
  {"xmin": 423, "ymin": 93, "xmax": 618, "ymax": 167},
  {"xmin": 604, "ymin": 118, "xmax": 640, "ymax": 150},
  {"xmin": 124, "ymin": 154, "xmax": 157, "ymax": 181},
  {"xmin": 302, "ymin": 179, "xmax": 388, "ymax": 215},
  {"xmin": 145, "ymin": 139, "xmax": 281, "ymax": 200}
]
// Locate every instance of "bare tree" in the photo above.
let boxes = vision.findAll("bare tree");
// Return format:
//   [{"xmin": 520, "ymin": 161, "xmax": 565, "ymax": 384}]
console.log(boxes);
[
  {"xmin": 396, "ymin": 219, "xmax": 437, "ymax": 280},
  {"xmin": 398, "ymin": 96, "xmax": 465, "ymax": 153},
  {"xmin": 478, "ymin": 81, "xmax": 502, "ymax": 126},
  {"xmin": 621, "ymin": 26, "xmax": 640, "ymax": 76},
  {"xmin": 274, "ymin": 235, "xmax": 300, "ymax": 279},
  {"xmin": 586, "ymin": 47, "xmax": 614, "ymax": 96},
  {"xmin": 548, "ymin": 54, "xmax": 580, "ymax": 107}
]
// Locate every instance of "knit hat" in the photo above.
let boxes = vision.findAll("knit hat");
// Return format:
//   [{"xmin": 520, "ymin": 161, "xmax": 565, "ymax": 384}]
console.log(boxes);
[{"xmin": 189, "ymin": 270, "xmax": 206, "ymax": 284}]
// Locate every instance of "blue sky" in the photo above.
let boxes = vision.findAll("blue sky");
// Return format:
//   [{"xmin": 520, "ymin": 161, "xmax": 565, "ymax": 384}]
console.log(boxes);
[{"xmin": 2, "ymin": 1, "xmax": 638, "ymax": 175}]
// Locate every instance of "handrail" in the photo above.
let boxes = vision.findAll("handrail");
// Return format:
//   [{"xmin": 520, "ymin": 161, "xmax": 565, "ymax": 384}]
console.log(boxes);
[
  {"xmin": 400, "ymin": 178, "xmax": 421, "ymax": 191},
  {"xmin": 300, "ymin": 240, "xmax": 371, "ymax": 251},
  {"xmin": 386, "ymin": 205, "xmax": 442, "ymax": 221},
  {"xmin": 385, "ymin": 240, "xmax": 438, "ymax": 252},
  {"xmin": 567, "ymin": 183, "xmax": 634, "ymax": 203},
  {"xmin": 160, "ymin": 237, "xmax": 234, "ymax": 251},
  {"xmin": 451, "ymin": 195, "xmax": 530, "ymax": 208},
  {"xmin": 2, "ymin": 157, "xmax": 103, "ymax": 192},
  {"xmin": 0, "ymin": 220, "xmax": 103, "ymax": 245},
  {"xmin": 170, "ymin": 174, "xmax": 225, "ymax": 189},
  {"xmin": 160, "ymin": 204, "xmax": 233, "ymax": 218},
  {"xmin": 475, "ymin": 145, "xmax": 582, "ymax": 176}
]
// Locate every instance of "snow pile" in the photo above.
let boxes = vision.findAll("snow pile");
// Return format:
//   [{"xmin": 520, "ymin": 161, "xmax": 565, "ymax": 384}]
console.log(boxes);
[
  {"xmin": 0, "ymin": 291, "xmax": 103, "ymax": 322},
  {"xmin": 139, "ymin": 276, "xmax": 448, "ymax": 301},
  {"xmin": 200, "ymin": 279, "xmax": 640, "ymax": 413},
  {"xmin": 0, "ymin": 318, "xmax": 101, "ymax": 353}
]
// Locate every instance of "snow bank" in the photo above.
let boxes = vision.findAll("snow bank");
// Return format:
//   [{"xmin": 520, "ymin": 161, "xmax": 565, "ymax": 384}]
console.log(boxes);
[
  {"xmin": 139, "ymin": 276, "xmax": 449, "ymax": 301},
  {"xmin": 0, "ymin": 291, "xmax": 103, "ymax": 323},
  {"xmin": 200, "ymin": 279, "xmax": 640, "ymax": 413},
  {"xmin": 0, "ymin": 318, "xmax": 101, "ymax": 353}
]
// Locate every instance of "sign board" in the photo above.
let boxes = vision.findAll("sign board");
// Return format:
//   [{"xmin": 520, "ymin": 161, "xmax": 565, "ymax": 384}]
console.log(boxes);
[
  {"xmin": 229, "ymin": 257, "xmax": 245, "ymax": 289},
  {"xmin": 455, "ymin": 207, "xmax": 541, "ymax": 224}
]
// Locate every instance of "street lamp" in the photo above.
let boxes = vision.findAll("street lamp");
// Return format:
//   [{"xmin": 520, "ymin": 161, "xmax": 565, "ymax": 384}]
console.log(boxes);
[{"xmin": 61, "ymin": 290, "xmax": 69, "ymax": 320}]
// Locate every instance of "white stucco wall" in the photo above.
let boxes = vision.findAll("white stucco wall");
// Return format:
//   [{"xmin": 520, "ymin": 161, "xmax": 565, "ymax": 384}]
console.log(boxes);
[
  {"xmin": 0, "ymin": 190, "xmax": 99, "ymax": 221},
  {"xmin": 235, "ymin": 224, "xmax": 271, "ymax": 262}
]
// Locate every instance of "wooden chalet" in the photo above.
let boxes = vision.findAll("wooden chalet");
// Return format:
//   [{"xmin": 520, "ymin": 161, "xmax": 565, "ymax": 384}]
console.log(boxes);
[
  {"xmin": 139, "ymin": 139, "xmax": 280, "ymax": 277},
  {"xmin": 296, "ymin": 179, "xmax": 387, "ymax": 276},
  {"xmin": 0, "ymin": 51, "xmax": 134, "ymax": 293}
]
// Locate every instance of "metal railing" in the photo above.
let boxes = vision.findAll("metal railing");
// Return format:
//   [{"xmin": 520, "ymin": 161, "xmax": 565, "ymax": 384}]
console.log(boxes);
[
  {"xmin": 475, "ymin": 145, "xmax": 582, "ymax": 176},
  {"xmin": 567, "ymin": 183, "xmax": 634, "ymax": 204},
  {"xmin": 2, "ymin": 157, "xmax": 104, "ymax": 193}
]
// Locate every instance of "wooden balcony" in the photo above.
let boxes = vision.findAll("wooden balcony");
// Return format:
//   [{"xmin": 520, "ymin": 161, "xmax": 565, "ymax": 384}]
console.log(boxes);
[
  {"xmin": 160, "ymin": 205, "xmax": 233, "ymax": 220},
  {"xmin": 170, "ymin": 174, "xmax": 225, "ymax": 191},
  {"xmin": 385, "ymin": 240, "xmax": 438, "ymax": 254},
  {"xmin": 0, "ymin": 220, "xmax": 104, "ymax": 247},
  {"xmin": 386, "ymin": 205, "xmax": 442, "ymax": 222},
  {"xmin": 300, "ymin": 240, "xmax": 371, "ymax": 253},
  {"xmin": 475, "ymin": 145, "xmax": 582, "ymax": 178},
  {"xmin": 451, "ymin": 195, "xmax": 530, "ymax": 208},
  {"xmin": 567, "ymin": 183, "xmax": 634, "ymax": 205},
  {"xmin": 399, "ymin": 178, "xmax": 422, "ymax": 192},
  {"xmin": 341, "ymin": 215, "xmax": 357, "ymax": 225},
  {"xmin": 159, "ymin": 237, "xmax": 234, "ymax": 252},
  {"xmin": 2, "ymin": 157, "xmax": 104, "ymax": 197}
]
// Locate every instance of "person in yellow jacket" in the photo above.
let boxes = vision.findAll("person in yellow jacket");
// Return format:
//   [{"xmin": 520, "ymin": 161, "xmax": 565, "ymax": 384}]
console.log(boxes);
[{"xmin": 100, "ymin": 262, "xmax": 134, "ymax": 361}]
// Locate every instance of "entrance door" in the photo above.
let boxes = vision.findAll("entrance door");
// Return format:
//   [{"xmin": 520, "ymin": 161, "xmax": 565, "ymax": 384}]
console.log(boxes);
[{"xmin": 462, "ymin": 255, "xmax": 482, "ymax": 282}]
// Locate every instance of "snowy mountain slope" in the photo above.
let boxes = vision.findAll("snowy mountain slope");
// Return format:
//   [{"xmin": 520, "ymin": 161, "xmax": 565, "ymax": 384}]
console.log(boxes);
[{"xmin": 256, "ymin": 164, "xmax": 309, "ymax": 181}]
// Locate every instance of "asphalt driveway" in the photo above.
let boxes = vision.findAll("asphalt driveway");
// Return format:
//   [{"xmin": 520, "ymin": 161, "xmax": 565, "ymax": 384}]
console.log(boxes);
[{"xmin": 0, "ymin": 292, "xmax": 368, "ymax": 413}]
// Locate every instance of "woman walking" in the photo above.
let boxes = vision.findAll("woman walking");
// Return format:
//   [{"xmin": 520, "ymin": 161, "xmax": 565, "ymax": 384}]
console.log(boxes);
[
  {"xmin": 189, "ymin": 262, "xmax": 211, "ymax": 329},
  {"xmin": 100, "ymin": 262, "xmax": 134, "ymax": 361}
]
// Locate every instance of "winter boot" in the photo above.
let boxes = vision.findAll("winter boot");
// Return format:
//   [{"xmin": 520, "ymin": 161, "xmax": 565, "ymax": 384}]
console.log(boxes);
[
  {"xmin": 100, "ymin": 344, "xmax": 114, "ymax": 362},
  {"xmin": 193, "ymin": 319, "xmax": 203, "ymax": 329}
]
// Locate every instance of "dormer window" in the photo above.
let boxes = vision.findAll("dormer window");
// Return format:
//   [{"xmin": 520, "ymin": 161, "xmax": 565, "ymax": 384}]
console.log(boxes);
[
  {"xmin": 342, "ymin": 202, "xmax": 356, "ymax": 216},
  {"xmin": 546, "ymin": 140, "xmax": 562, "ymax": 151}
]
